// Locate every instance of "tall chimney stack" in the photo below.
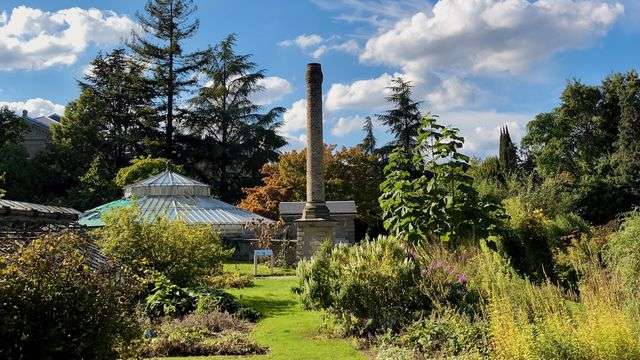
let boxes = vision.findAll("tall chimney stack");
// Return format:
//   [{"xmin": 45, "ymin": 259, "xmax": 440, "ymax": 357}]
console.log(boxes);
[
  {"xmin": 295, "ymin": 63, "xmax": 336, "ymax": 259},
  {"xmin": 302, "ymin": 63, "xmax": 331, "ymax": 220}
]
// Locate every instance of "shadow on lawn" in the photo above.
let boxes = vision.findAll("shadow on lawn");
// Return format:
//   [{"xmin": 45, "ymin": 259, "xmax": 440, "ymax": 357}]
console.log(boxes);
[{"xmin": 234, "ymin": 295, "xmax": 298, "ymax": 317}]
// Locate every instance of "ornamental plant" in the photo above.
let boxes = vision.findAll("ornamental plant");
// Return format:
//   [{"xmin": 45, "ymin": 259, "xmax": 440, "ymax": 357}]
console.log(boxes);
[{"xmin": 379, "ymin": 115, "xmax": 504, "ymax": 245}]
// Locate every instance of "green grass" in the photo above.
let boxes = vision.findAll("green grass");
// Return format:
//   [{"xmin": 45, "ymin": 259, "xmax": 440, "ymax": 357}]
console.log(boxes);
[
  {"xmin": 163, "ymin": 276, "xmax": 365, "ymax": 360},
  {"xmin": 222, "ymin": 261, "xmax": 296, "ymax": 277}
]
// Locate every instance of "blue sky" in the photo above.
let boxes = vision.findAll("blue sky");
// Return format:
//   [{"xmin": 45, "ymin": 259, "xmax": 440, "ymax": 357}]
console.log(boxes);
[{"xmin": 1, "ymin": 0, "xmax": 639, "ymax": 157}]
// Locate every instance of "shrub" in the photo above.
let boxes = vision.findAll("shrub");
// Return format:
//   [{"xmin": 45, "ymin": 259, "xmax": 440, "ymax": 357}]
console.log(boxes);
[
  {"xmin": 204, "ymin": 272, "xmax": 254, "ymax": 289},
  {"xmin": 144, "ymin": 274, "xmax": 197, "ymax": 318},
  {"xmin": 400, "ymin": 309, "xmax": 488, "ymax": 358},
  {"xmin": 97, "ymin": 205, "xmax": 232, "ymax": 287},
  {"xmin": 143, "ymin": 311, "xmax": 266, "ymax": 357},
  {"xmin": 196, "ymin": 289, "xmax": 262, "ymax": 322},
  {"xmin": 296, "ymin": 237, "xmax": 425, "ymax": 336},
  {"xmin": 605, "ymin": 212, "xmax": 640, "ymax": 295},
  {"xmin": 0, "ymin": 232, "xmax": 142, "ymax": 359}
]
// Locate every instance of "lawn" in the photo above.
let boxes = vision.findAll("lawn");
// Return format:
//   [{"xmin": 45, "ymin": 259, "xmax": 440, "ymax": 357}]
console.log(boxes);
[{"xmin": 163, "ymin": 275, "xmax": 365, "ymax": 360}]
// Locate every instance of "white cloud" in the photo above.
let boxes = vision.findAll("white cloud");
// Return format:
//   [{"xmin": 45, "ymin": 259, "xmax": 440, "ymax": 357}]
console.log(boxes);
[
  {"xmin": 0, "ymin": 11, "xmax": 7, "ymax": 24},
  {"xmin": 252, "ymin": 76, "xmax": 293, "ymax": 105},
  {"xmin": 311, "ymin": 0, "xmax": 429, "ymax": 28},
  {"xmin": 0, "ymin": 98, "xmax": 65, "ymax": 117},
  {"xmin": 426, "ymin": 77, "xmax": 478, "ymax": 111},
  {"xmin": 0, "ymin": 6, "xmax": 138, "ymax": 71},
  {"xmin": 279, "ymin": 34, "xmax": 323, "ymax": 49},
  {"xmin": 311, "ymin": 45, "xmax": 328, "ymax": 59},
  {"xmin": 332, "ymin": 116, "xmax": 365, "ymax": 136},
  {"xmin": 437, "ymin": 110, "xmax": 532, "ymax": 156},
  {"xmin": 280, "ymin": 99, "xmax": 307, "ymax": 139},
  {"xmin": 361, "ymin": 0, "xmax": 624, "ymax": 75},
  {"xmin": 325, "ymin": 73, "xmax": 395, "ymax": 112},
  {"xmin": 333, "ymin": 39, "xmax": 360, "ymax": 55}
]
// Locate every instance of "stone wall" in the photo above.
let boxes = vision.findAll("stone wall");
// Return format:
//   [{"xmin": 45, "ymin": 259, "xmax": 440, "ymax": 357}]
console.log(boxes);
[{"xmin": 281, "ymin": 213, "xmax": 355, "ymax": 244}]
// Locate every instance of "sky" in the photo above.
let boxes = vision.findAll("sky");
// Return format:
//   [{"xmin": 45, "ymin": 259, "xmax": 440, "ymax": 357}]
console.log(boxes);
[{"xmin": 1, "ymin": 0, "xmax": 639, "ymax": 157}]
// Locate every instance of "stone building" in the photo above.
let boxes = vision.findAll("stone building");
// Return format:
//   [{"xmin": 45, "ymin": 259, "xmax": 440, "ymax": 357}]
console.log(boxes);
[
  {"xmin": 279, "ymin": 201, "xmax": 356, "ymax": 244},
  {"xmin": 21, "ymin": 110, "xmax": 60, "ymax": 158}
]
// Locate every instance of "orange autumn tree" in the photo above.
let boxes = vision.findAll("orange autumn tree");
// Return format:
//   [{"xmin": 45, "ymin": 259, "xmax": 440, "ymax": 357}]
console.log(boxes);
[{"xmin": 238, "ymin": 144, "xmax": 383, "ymax": 231}]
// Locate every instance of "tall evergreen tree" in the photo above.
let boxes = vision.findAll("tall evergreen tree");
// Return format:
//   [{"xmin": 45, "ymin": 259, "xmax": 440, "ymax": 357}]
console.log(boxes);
[
  {"xmin": 185, "ymin": 34, "xmax": 286, "ymax": 203},
  {"xmin": 360, "ymin": 116, "xmax": 376, "ymax": 155},
  {"xmin": 377, "ymin": 77, "xmax": 422, "ymax": 152},
  {"xmin": 129, "ymin": 0, "xmax": 207, "ymax": 159},
  {"xmin": 498, "ymin": 125, "xmax": 518, "ymax": 174},
  {"xmin": 613, "ymin": 71, "xmax": 640, "ymax": 193}
]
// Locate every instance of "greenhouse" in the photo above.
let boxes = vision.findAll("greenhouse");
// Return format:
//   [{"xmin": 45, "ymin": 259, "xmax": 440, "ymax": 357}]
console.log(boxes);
[{"xmin": 78, "ymin": 170, "xmax": 272, "ymax": 236}]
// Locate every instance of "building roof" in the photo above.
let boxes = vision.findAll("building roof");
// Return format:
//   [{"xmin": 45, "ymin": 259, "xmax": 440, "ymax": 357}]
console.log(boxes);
[
  {"xmin": 80, "ymin": 170, "xmax": 272, "ymax": 234},
  {"xmin": 24, "ymin": 116, "xmax": 60, "ymax": 131},
  {"xmin": 124, "ymin": 170, "xmax": 211, "ymax": 197},
  {"xmin": 279, "ymin": 201, "xmax": 357, "ymax": 215},
  {"xmin": 0, "ymin": 199, "xmax": 80, "ymax": 222}
]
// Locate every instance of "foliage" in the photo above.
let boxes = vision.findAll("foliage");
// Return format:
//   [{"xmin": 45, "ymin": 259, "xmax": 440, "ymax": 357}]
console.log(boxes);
[
  {"xmin": 115, "ymin": 156, "xmax": 184, "ymax": 187},
  {"xmin": 499, "ymin": 125, "xmax": 519, "ymax": 174},
  {"xmin": 521, "ymin": 71, "xmax": 640, "ymax": 223},
  {"xmin": 296, "ymin": 237, "xmax": 425, "ymax": 336},
  {"xmin": 360, "ymin": 116, "xmax": 376, "ymax": 155},
  {"xmin": 184, "ymin": 34, "xmax": 287, "ymax": 203},
  {"xmin": 97, "ymin": 205, "xmax": 230, "ymax": 287},
  {"xmin": 0, "ymin": 106, "xmax": 27, "ymax": 145},
  {"xmin": 399, "ymin": 309, "xmax": 488, "ymax": 358},
  {"xmin": 144, "ymin": 274, "xmax": 197, "ymax": 318},
  {"xmin": 0, "ymin": 231, "xmax": 142, "ymax": 359},
  {"xmin": 376, "ymin": 77, "xmax": 422, "ymax": 152},
  {"xmin": 129, "ymin": 0, "xmax": 208, "ymax": 158},
  {"xmin": 380, "ymin": 115, "xmax": 504, "ymax": 245},
  {"xmin": 142, "ymin": 311, "xmax": 266, "ymax": 357},
  {"xmin": 196, "ymin": 288, "xmax": 262, "ymax": 322},
  {"xmin": 203, "ymin": 272, "xmax": 255, "ymax": 289},
  {"xmin": 239, "ymin": 145, "xmax": 384, "ymax": 231},
  {"xmin": 245, "ymin": 218, "xmax": 286, "ymax": 248},
  {"xmin": 605, "ymin": 212, "xmax": 640, "ymax": 296}
]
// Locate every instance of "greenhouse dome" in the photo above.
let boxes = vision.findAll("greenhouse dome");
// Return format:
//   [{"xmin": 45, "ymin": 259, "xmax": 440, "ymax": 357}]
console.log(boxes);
[{"xmin": 78, "ymin": 170, "xmax": 272, "ymax": 236}]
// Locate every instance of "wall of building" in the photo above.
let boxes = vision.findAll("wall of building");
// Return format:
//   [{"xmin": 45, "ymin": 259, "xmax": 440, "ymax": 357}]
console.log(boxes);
[{"xmin": 280, "ymin": 213, "xmax": 356, "ymax": 244}]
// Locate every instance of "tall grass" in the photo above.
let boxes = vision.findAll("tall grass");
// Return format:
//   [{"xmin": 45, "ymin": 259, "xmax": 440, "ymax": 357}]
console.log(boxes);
[{"xmin": 481, "ymin": 248, "xmax": 640, "ymax": 360}]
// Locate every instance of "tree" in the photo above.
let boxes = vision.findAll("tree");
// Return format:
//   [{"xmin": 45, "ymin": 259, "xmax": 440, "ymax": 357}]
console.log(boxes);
[
  {"xmin": 377, "ymin": 77, "xmax": 422, "ymax": 153},
  {"xmin": 498, "ymin": 125, "xmax": 518, "ymax": 174},
  {"xmin": 114, "ymin": 156, "xmax": 184, "ymax": 187},
  {"xmin": 360, "ymin": 116, "xmax": 376, "ymax": 155},
  {"xmin": 379, "ymin": 115, "xmax": 503, "ymax": 245},
  {"xmin": 185, "ymin": 34, "xmax": 286, "ymax": 203},
  {"xmin": 521, "ymin": 72, "xmax": 640, "ymax": 222},
  {"xmin": 0, "ymin": 106, "xmax": 26, "ymax": 145},
  {"xmin": 40, "ymin": 49, "xmax": 157, "ymax": 209},
  {"xmin": 0, "ymin": 232, "xmax": 141, "ymax": 359},
  {"xmin": 97, "ymin": 205, "xmax": 231, "ymax": 287},
  {"xmin": 239, "ymin": 145, "xmax": 384, "ymax": 233},
  {"xmin": 129, "ymin": 0, "xmax": 207, "ymax": 158}
]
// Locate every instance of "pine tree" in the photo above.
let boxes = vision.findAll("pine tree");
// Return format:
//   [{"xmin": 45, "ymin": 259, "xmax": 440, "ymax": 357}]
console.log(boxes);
[
  {"xmin": 185, "ymin": 34, "xmax": 287, "ymax": 203},
  {"xmin": 498, "ymin": 125, "xmax": 518, "ymax": 174},
  {"xmin": 360, "ymin": 116, "xmax": 376, "ymax": 155},
  {"xmin": 129, "ymin": 0, "xmax": 207, "ymax": 159},
  {"xmin": 377, "ymin": 77, "xmax": 422, "ymax": 153}
]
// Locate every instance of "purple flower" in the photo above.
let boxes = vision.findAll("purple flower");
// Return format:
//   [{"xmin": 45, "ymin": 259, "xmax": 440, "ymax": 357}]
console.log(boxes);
[{"xmin": 457, "ymin": 273, "xmax": 468, "ymax": 285}]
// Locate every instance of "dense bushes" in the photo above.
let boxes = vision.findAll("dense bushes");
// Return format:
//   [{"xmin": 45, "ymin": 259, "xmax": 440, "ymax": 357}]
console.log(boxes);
[
  {"xmin": 97, "ymin": 205, "xmax": 231, "ymax": 287},
  {"xmin": 298, "ymin": 227, "xmax": 640, "ymax": 359},
  {"xmin": 296, "ymin": 237, "xmax": 425, "ymax": 335},
  {"xmin": 142, "ymin": 311, "xmax": 267, "ymax": 357},
  {"xmin": 0, "ymin": 232, "xmax": 142, "ymax": 360}
]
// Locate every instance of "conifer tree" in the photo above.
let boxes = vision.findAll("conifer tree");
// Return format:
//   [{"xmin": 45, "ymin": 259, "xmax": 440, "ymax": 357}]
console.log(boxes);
[
  {"xmin": 498, "ymin": 125, "xmax": 518, "ymax": 174},
  {"xmin": 185, "ymin": 34, "xmax": 286, "ymax": 202},
  {"xmin": 377, "ymin": 77, "xmax": 422, "ymax": 153},
  {"xmin": 129, "ymin": 0, "xmax": 207, "ymax": 159},
  {"xmin": 360, "ymin": 116, "xmax": 376, "ymax": 155}
]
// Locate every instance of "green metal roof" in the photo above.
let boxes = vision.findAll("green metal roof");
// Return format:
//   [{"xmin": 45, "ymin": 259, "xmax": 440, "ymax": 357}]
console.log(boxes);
[{"xmin": 78, "ymin": 199, "xmax": 131, "ymax": 227}]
